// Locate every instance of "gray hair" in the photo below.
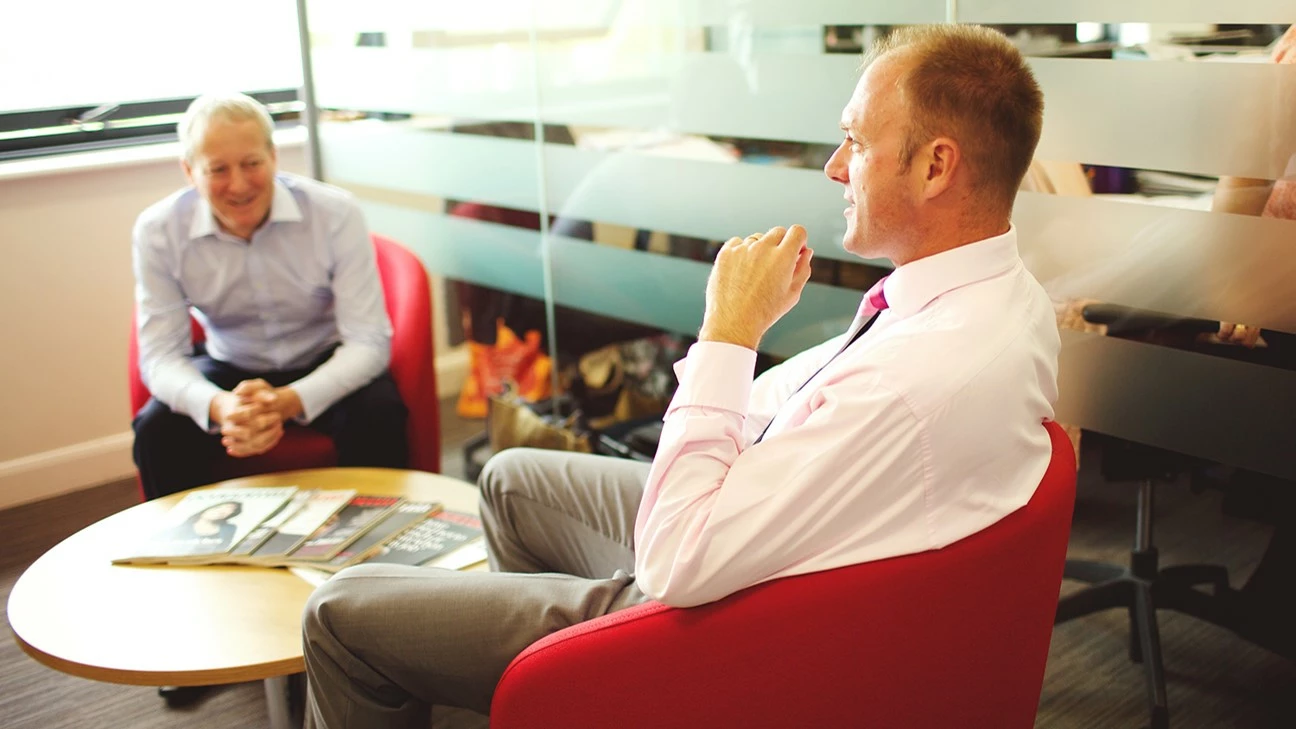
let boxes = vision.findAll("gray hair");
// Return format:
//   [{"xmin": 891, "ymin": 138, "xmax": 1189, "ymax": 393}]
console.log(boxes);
[{"xmin": 178, "ymin": 92, "xmax": 275, "ymax": 163}]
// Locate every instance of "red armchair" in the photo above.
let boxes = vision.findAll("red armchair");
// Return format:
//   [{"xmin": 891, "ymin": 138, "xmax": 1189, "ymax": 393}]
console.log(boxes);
[
  {"xmin": 491, "ymin": 420, "xmax": 1077, "ymax": 729},
  {"xmin": 128, "ymin": 233, "xmax": 440, "ymax": 491}
]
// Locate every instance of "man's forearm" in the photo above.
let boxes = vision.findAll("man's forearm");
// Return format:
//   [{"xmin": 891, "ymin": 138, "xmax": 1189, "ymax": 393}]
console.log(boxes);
[
  {"xmin": 147, "ymin": 357, "xmax": 223, "ymax": 431},
  {"xmin": 288, "ymin": 343, "xmax": 387, "ymax": 422}
]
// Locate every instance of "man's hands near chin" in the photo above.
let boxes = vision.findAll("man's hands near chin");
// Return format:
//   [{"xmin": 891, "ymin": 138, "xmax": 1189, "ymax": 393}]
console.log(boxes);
[
  {"xmin": 699, "ymin": 225, "xmax": 814, "ymax": 350},
  {"xmin": 208, "ymin": 379, "xmax": 306, "ymax": 458},
  {"xmin": 1210, "ymin": 322, "xmax": 1264, "ymax": 348}
]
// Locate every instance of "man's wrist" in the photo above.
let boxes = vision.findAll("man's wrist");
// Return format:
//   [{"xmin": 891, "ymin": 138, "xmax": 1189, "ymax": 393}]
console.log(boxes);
[
  {"xmin": 698, "ymin": 319, "xmax": 761, "ymax": 351},
  {"xmin": 207, "ymin": 392, "xmax": 227, "ymax": 430},
  {"xmin": 275, "ymin": 386, "xmax": 305, "ymax": 421}
]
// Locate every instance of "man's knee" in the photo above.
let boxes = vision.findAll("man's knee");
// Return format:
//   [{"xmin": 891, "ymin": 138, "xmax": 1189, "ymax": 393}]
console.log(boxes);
[
  {"xmin": 477, "ymin": 448, "xmax": 550, "ymax": 510},
  {"xmin": 132, "ymin": 398, "xmax": 209, "ymax": 457},
  {"xmin": 347, "ymin": 376, "xmax": 408, "ymax": 429},
  {"xmin": 302, "ymin": 565, "xmax": 378, "ymax": 647}
]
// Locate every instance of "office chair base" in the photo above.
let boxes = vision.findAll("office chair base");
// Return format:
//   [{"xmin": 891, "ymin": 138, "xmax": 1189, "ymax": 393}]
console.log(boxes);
[{"xmin": 1056, "ymin": 474, "xmax": 1247, "ymax": 729}]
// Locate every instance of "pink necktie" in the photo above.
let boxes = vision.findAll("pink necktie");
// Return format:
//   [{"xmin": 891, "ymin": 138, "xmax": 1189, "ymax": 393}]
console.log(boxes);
[{"xmin": 753, "ymin": 276, "xmax": 890, "ymax": 445}]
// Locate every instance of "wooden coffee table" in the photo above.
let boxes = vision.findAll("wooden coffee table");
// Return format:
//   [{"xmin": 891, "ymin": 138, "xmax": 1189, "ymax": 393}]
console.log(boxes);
[{"xmin": 7, "ymin": 467, "xmax": 481, "ymax": 729}]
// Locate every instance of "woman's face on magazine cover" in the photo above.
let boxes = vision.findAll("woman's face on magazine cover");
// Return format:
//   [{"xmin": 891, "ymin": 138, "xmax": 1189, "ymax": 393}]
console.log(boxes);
[{"xmin": 201, "ymin": 502, "xmax": 240, "ymax": 522}]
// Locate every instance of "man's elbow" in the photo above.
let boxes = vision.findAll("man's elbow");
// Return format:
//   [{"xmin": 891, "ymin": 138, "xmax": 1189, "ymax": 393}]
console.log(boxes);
[{"xmin": 635, "ymin": 567, "xmax": 725, "ymax": 609}]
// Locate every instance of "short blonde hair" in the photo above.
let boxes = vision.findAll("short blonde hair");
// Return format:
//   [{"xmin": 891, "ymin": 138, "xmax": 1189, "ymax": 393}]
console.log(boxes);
[
  {"xmin": 864, "ymin": 25, "xmax": 1044, "ymax": 215},
  {"xmin": 178, "ymin": 92, "xmax": 274, "ymax": 162}
]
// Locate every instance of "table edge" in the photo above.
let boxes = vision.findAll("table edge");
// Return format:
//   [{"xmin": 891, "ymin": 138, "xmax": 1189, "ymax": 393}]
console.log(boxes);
[{"xmin": 15, "ymin": 632, "xmax": 305, "ymax": 686}]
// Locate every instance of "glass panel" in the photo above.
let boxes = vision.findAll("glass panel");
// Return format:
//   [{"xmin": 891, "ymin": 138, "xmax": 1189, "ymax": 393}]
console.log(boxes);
[
  {"xmin": 1015, "ymin": 192, "xmax": 1296, "ymax": 333},
  {"xmin": 545, "ymin": 145, "xmax": 854, "ymax": 261},
  {"xmin": 309, "ymin": 0, "xmax": 946, "ymax": 31},
  {"xmin": 321, "ymin": 123, "xmax": 542, "ymax": 212},
  {"xmin": 1057, "ymin": 330, "xmax": 1296, "ymax": 480},
  {"xmin": 307, "ymin": 0, "xmax": 559, "ymax": 426},
  {"xmin": 538, "ymin": 51, "xmax": 858, "ymax": 144},
  {"xmin": 359, "ymin": 200, "xmax": 548, "ymax": 300},
  {"xmin": 304, "ymin": 1, "xmax": 1296, "ymax": 480},
  {"xmin": 1031, "ymin": 57, "xmax": 1296, "ymax": 180},
  {"xmin": 548, "ymin": 234, "xmax": 860, "ymax": 359},
  {"xmin": 960, "ymin": 1, "xmax": 1296, "ymax": 24},
  {"xmin": 312, "ymin": 47, "xmax": 537, "ymax": 120}
]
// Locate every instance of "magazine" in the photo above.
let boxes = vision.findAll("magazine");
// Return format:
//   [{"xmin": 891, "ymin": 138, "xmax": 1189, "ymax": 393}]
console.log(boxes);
[
  {"xmin": 246, "ymin": 489, "xmax": 355, "ymax": 563},
  {"xmin": 423, "ymin": 538, "xmax": 488, "ymax": 571},
  {"xmin": 226, "ymin": 489, "xmax": 314, "ymax": 558},
  {"xmin": 285, "ymin": 495, "xmax": 403, "ymax": 562},
  {"xmin": 316, "ymin": 500, "xmax": 442, "ymax": 572},
  {"xmin": 364, "ymin": 511, "xmax": 485, "ymax": 568},
  {"xmin": 113, "ymin": 486, "xmax": 298, "ymax": 565},
  {"xmin": 288, "ymin": 509, "xmax": 484, "ymax": 585}
]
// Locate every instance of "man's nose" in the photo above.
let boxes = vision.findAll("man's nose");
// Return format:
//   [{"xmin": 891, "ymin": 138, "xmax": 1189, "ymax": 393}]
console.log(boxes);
[
  {"xmin": 824, "ymin": 142, "xmax": 848, "ymax": 183},
  {"xmin": 228, "ymin": 168, "xmax": 249, "ymax": 194}
]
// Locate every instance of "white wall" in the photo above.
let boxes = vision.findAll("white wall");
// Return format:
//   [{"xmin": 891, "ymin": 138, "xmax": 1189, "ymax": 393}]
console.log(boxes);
[
  {"xmin": 0, "ymin": 139, "xmax": 466, "ymax": 511},
  {"xmin": 0, "ymin": 142, "xmax": 303, "ymax": 509}
]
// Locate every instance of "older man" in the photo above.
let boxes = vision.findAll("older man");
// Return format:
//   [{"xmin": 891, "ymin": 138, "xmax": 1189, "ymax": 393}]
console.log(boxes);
[
  {"xmin": 302, "ymin": 24, "xmax": 1057, "ymax": 728},
  {"xmin": 132, "ymin": 92, "xmax": 407, "ymax": 500}
]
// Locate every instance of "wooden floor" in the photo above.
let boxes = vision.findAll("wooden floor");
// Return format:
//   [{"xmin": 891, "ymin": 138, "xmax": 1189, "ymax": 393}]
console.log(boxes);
[{"xmin": 2, "ymin": 405, "xmax": 1293, "ymax": 728}]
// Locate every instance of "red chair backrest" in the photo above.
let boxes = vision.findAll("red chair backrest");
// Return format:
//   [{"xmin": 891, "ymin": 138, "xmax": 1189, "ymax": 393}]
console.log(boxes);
[
  {"xmin": 371, "ymin": 234, "xmax": 440, "ymax": 473},
  {"xmin": 491, "ymin": 420, "xmax": 1077, "ymax": 729}
]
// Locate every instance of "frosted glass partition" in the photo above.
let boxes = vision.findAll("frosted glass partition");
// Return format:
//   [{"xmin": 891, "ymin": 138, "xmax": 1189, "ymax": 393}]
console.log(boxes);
[
  {"xmin": 312, "ymin": 48, "xmax": 537, "ymax": 120},
  {"xmin": 960, "ymin": 0, "xmax": 1295, "ymax": 24},
  {"xmin": 536, "ymin": 52, "xmax": 856, "ymax": 143},
  {"xmin": 1031, "ymin": 58, "xmax": 1296, "ymax": 180},
  {"xmin": 304, "ymin": 0, "xmax": 1296, "ymax": 478},
  {"xmin": 1057, "ymin": 330, "xmax": 1296, "ymax": 481},
  {"xmin": 548, "ymin": 235, "xmax": 860, "ymax": 358},
  {"xmin": 360, "ymin": 201, "xmax": 549, "ymax": 301},
  {"xmin": 545, "ymin": 147, "xmax": 852, "ymax": 260},
  {"xmin": 307, "ymin": 0, "xmax": 946, "ymax": 31},
  {"xmin": 1016, "ymin": 193, "xmax": 1296, "ymax": 333},
  {"xmin": 321, "ymin": 124, "xmax": 542, "ymax": 213}
]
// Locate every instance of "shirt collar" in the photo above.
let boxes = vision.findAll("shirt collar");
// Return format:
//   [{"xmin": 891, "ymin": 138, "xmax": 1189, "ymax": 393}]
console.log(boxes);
[
  {"xmin": 187, "ymin": 176, "xmax": 302, "ymax": 241},
  {"xmin": 881, "ymin": 225, "xmax": 1021, "ymax": 319}
]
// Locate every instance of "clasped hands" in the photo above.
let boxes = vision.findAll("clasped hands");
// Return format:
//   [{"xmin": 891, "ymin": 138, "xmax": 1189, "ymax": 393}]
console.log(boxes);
[
  {"xmin": 699, "ymin": 225, "xmax": 814, "ymax": 351},
  {"xmin": 209, "ymin": 380, "xmax": 304, "ymax": 458}
]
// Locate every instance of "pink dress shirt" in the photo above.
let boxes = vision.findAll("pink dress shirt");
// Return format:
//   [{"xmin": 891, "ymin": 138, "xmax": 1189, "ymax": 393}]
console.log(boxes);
[{"xmin": 634, "ymin": 227, "xmax": 1061, "ymax": 607}]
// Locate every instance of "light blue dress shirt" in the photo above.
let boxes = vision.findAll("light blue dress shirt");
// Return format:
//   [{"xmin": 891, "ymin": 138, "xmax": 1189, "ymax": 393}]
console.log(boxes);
[{"xmin": 133, "ymin": 173, "xmax": 392, "ymax": 430}]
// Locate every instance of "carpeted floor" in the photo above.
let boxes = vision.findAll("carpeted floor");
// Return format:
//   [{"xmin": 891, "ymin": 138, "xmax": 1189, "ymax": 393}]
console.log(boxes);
[{"xmin": 2, "ymin": 404, "xmax": 1293, "ymax": 728}]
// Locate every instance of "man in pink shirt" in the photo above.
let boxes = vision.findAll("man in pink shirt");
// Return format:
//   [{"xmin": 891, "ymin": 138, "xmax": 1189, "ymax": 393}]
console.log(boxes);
[{"xmin": 302, "ymin": 24, "xmax": 1058, "ymax": 728}]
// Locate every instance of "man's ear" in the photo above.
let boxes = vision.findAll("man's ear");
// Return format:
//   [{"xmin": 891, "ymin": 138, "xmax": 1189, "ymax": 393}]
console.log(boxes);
[
  {"xmin": 181, "ymin": 158, "xmax": 195, "ymax": 186},
  {"xmin": 918, "ymin": 137, "xmax": 960, "ymax": 201}
]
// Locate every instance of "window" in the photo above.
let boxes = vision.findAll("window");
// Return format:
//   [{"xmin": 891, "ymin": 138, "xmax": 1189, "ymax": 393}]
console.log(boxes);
[{"xmin": 0, "ymin": 2, "xmax": 304, "ymax": 160}]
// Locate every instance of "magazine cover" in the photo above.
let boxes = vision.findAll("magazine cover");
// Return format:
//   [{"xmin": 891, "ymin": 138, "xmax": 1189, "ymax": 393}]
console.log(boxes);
[
  {"xmin": 365, "ymin": 511, "xmax": 484, "ymax": 568},
  {"xmin": 225, "ymin": 488, "xmax": 314, "ymax": 558},
  {"xmin": 247, "ymin": 489, "xmax": 355, "ymax": 562},
  {"xmin": 317, "ymin": 501, "xmax": 442, "ymax": 572},
  {"xmin": 285, "ymin": 495, "xmax": 403, "ymax": 562},
  {"xmin": 112, "ymin": 486, "xmax": 298, "ymax": 565}
]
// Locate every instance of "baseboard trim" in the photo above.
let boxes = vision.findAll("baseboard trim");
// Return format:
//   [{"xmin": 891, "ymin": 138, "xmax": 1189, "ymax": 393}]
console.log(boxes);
[
  {"xmin": 0, "ymin": 357, "xmax": 468, "ymax": 512},
  {"xmin": 0, "ymin": 432, "xmax": 136, "ymax": 511}
]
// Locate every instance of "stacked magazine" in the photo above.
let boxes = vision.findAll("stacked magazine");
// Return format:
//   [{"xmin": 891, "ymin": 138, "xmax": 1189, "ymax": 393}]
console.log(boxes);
[{"xmin": 113, "ymin": 486, "xmax": 486, "ymax": 577}]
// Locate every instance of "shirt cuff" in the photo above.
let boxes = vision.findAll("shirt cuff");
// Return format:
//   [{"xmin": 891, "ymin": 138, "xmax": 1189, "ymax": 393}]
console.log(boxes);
[
  {"xmin": 181, "ymin": 379, "xmax": 224, "ymax": 432},
  {"xmin": 668, "ymin": 341, "xmax": 757, "ymax": 416},
  {"xmin": 291, "ymin": 379, "xmax": 329, "ymax": 424}
]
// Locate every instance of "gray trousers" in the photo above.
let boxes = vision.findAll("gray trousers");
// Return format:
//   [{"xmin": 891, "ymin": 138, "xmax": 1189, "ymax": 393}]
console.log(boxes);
[{"xmin": 302, "ymin": 448, "xmax": 654, "ymax": 728}]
